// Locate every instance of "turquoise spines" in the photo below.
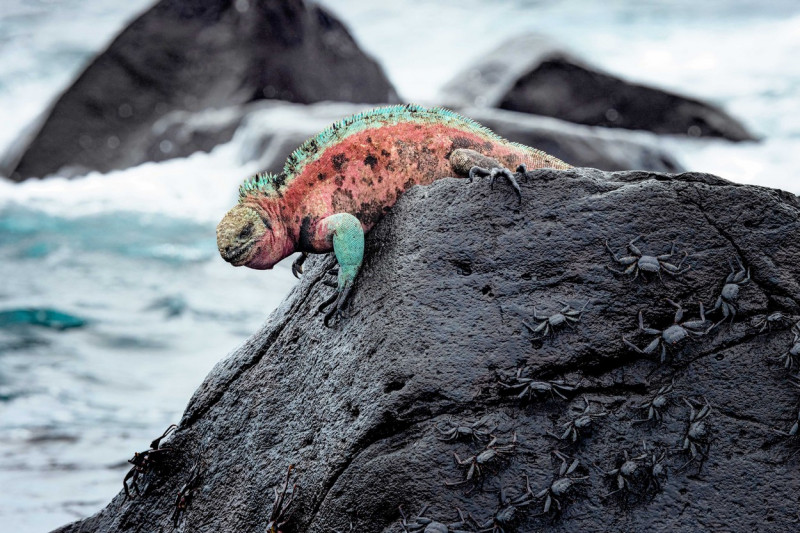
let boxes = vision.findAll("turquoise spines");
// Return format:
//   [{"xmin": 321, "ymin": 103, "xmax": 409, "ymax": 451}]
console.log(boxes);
[
  {"xmin": 238, "ymin": 172, "xmax": 282, "ymax": 201},
  {"xmin": 283, "ymin": 104, "xmax": 506, "ymax": 177},
  {"xmin": 237, "ymin": 104, "xmax": 512, "ymax": 200}
]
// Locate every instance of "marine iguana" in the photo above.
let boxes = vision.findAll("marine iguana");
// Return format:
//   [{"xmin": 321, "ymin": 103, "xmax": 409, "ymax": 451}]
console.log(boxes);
[{"xmin": 216, "ymin": 104, "xmax": 571, "ymax": 325}]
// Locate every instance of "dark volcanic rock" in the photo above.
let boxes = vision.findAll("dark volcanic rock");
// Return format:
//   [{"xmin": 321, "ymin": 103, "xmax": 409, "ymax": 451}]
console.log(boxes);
[
  {"xmin": 54, "ymin": 168, "xmax": 800, "ymax": 532},
  {"xmin": 5, "ymin": 0, "xmax": 398, "ymax": 181},
  {"xmin": 441, "ymin": 34, "xmax": 757, "ymax": 142},
  {"xmin": 463, "ymin": 107, "xmax": 683, "ymax": 172}
]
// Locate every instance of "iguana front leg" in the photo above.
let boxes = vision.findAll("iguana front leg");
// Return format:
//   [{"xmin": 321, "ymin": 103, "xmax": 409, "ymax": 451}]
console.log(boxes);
[
  {"xmin": 311, "ymin": 213, "xmax": 364, "ymax": 327},
  {"xmin": 450, "ymin": 148, "xmax": 528, "ymax": 205}
]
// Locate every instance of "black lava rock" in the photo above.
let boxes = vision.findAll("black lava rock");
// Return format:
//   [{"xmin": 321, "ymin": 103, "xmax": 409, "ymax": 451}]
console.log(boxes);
[
  {"xmin": 463, "ymin": 107, "xmax": 683, "ymax": 172},
  {"xmin": 441, "ymin": 34, "xmax": 757, "ymax": 142},
  {"xmin": 54, "ymin": 168, "xmax": 800, "ymax": 532},
  {"xmin": 5, "ymin": 0, "xmax": 398, "ymax": 181}
]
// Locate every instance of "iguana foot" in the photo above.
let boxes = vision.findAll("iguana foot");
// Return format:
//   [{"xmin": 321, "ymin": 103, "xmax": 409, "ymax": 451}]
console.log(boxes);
[
  {"xmin": 469, "ymin": 165, "xmax": 523, "ymax": 205},
  {"xmin": 318, "ymin": 284, "xmax": 353, "ymax": 327},
  {"xmin": 292, "ymin": 252, "xmax": 308, "ymax": 278}
]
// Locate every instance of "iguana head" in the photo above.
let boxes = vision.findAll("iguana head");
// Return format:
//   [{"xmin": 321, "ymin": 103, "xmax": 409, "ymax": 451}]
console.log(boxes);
[{"xmin": 216, "ymin": 204, "xmax": 285, "ymax": 270}]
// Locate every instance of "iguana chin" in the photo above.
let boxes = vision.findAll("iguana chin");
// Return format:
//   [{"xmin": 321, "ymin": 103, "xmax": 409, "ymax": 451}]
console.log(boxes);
[{"xmin": 216, "ymin": 104, "xmax": 571, "ymax": 325}]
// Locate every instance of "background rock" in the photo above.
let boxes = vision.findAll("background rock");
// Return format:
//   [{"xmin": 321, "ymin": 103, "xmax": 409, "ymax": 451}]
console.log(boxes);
[
  {"xmin": 4, "ymin": 0, "xmax": 398, "ymax": 181},
  {"xmin": 440, "ymin": 34, "xmax": 757, "ymax": 142},
  {"xmin": 53, "ymin": 167, "xmax": 800, "ymax": 532},
  {"xmin": 463, "ymin": 107, "xmax": 683, "ymax": 172}
]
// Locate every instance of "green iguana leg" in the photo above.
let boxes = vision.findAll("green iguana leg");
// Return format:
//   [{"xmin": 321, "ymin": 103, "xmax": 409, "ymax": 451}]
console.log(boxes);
[
  {"xmin": 315, "ymin": 213, "xmax": 364, "ymax": 327},
  {"xmin": 450, "ymin": 148, "xmax": 526, "ymax": 205}
]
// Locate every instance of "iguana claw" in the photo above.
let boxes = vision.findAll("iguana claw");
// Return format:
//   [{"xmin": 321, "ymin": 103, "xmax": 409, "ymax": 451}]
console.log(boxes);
[
  {"xmin": 319, "ymin": 285, "xmax": 353, "ymax": 327},
  {"xmin": 291, "ymin": 252, "xmax": 308, "ymax": 279},
  {"xmin": 468, "ymin": 165, "xmax": 524, "ymax": 205}
]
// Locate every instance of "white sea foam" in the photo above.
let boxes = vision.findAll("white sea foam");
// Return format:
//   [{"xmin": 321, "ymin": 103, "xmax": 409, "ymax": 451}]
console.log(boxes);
[{"xmin": 0, "ymin": 144, "xmax": 254, "ymax": 223}]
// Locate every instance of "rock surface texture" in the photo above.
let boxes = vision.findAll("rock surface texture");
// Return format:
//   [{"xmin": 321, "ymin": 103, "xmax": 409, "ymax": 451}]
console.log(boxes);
[
  {"xmin": 5, "ymin": 0, "xmax": 397, "ymax": 181},
  {"xmin": 441, "ymin": 34, "xmax": 756, "ymax": 142},
  {"xmin": 55, "ymin": 168, "xmax": 800, "ymax": 532}
]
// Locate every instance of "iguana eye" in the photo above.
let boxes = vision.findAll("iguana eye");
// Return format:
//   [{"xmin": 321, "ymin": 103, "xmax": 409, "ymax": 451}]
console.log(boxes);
[{"xmin": 239, "ymin": 223, "xmax": 254, "ymax": 239}]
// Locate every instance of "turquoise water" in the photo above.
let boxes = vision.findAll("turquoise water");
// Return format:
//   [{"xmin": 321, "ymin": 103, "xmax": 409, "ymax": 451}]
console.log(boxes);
[{"xmin": 1, "ymin": 0, "xmax": 799, "ymax": 530}]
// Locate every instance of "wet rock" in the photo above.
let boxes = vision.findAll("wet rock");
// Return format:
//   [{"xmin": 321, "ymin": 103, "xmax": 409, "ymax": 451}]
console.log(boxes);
[
  {"xmin": 5, "ymin": 0, "xmax": 398, "ymax": 181},
  {"xmin": 53, "ymin": 168, "xmax": 800, "ymax": 532},
  {"xmin": 441, "ymin": 34, "xmax": 757, "ymax": 142}
]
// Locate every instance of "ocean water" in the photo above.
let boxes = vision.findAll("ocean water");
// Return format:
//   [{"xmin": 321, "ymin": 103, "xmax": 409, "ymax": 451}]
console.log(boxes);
[{"xmin": 1, "ymin": 0, "xmax": 799, "ymax": 530}]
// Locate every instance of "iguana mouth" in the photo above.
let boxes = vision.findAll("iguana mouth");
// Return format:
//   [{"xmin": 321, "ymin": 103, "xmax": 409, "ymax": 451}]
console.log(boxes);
[{"xmin": 222, "ymin": 241, "xmax": 258, "ymax": 266}]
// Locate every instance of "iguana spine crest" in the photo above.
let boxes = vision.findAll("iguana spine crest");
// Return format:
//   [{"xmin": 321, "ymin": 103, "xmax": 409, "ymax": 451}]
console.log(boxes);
[{"xmin": 238, "ymin": 104, "xmax": 549, "ymax": 200}]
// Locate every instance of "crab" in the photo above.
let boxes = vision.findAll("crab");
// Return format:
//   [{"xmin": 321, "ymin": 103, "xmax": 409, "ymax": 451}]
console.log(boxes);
[
  {"xmin": 777, "ymin": 415, "xmax": 800, "ymax": 459},
  {"xmin": 633, "ymin": 380, "xmax": 674, "ymax": 424},
  {"xmin": 436, "ymin": 418, "xmax": 495, "ymax": 443},
  {"xmin": 470, "ymin": 476, "xmax": 536, "ymax": 533},
  {"xmin": 599, "ymin": 443, "xmax": 668, "ymax": 501},
  {"xmin": 446, "ymin": 433, "xmax": 517, "ymax": 486},
  {"xmin": 709, "ymin": 257, "xmax": 750, "ymax": 323},
  {"xmin": 790, "ymin": 409, "xmax": 800, "ymax": 437},
  {"xmin": 536, "ymin": 452, "xmax": 587, "ymax": 514},
  {"xmin": 754, "ymin": 312, "xmax": 792, "ymax": 333},
  {"xmin": 623, "ymin": 299, "xmax": 709, "ymax": 363},
  {"xmin": 773, "ymin": 378, "xmax": 800, "ymax": 437},
  {"xmin": 498, "ymin": 367, "xmax": 575, "ymax": 402},
  {"xmin": 677, "ymin": 398, "xmax": 712, "ymax": 470},
  {"xmin": 398, "ymin": 505, "xmax": 474, "ymax": 533},
  {"xmin": 643, "ymin": 448, "xmax": 668, "ymax": 493},
  {"xmin": 605, "ymin": 237, "xmax": 689, "ymax": 281},
  {"xmin": 604, "ymin": 450, "xmax": 648, "ymax": 495},
  {"xmin": 523, "ymin": 301, "xmax": 587, "ymax": 339},
  {"xmin": 266, "ymin": 464, "xmax": 298, "ymax": 533},
  {"xmin": 123, "ymin": 423, "xmax": 176, "ymax": 499},
  {"xmin": 172, "ymin": 460, "xmax": 201, "ymax": 527},
  {"xmin": 775, "ymin": 325, "xmax": 800, "ymax": 370},
  {"xmin": 549, "ymin": 396, "xmax": 608, "ymax": 443}
]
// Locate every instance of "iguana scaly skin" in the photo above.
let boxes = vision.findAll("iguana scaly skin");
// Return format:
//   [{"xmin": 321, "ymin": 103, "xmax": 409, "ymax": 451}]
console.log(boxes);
[{"xmin": 216, "ymin": 104, "xmax": 571, "ymax": 325}]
